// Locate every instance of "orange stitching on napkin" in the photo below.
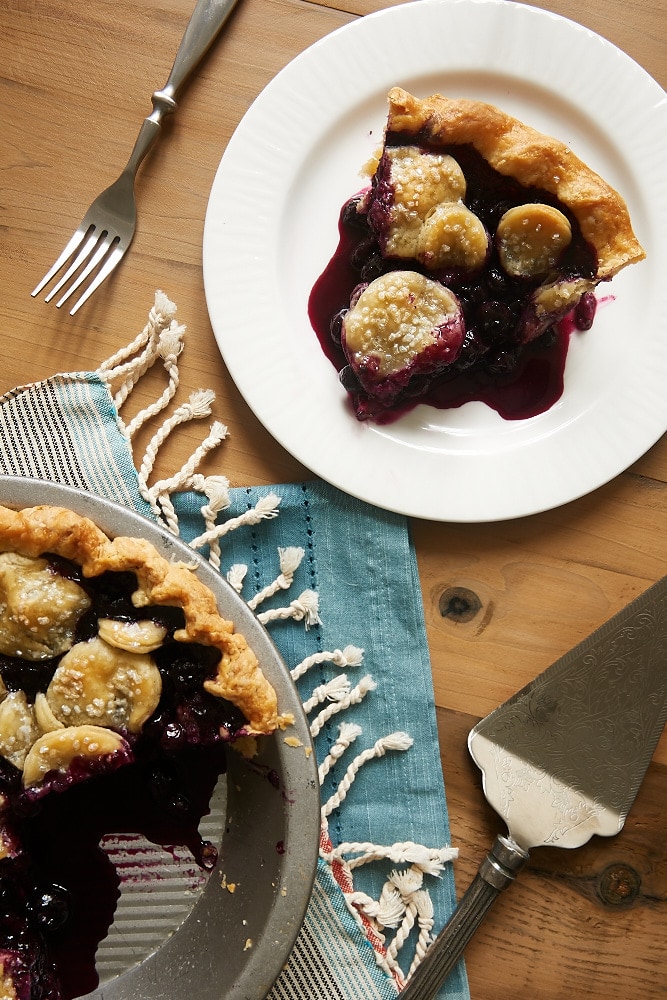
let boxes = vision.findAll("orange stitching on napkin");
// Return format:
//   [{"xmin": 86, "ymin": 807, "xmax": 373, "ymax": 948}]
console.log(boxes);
[
  {"xmin": 345, "ymin": 868, "xmax": 438, "ymax": 981},
  {"xmin": 292, "ymin": 637, "xmax": 457, "ymax": 985},
  {"xmin": 320, "ymin": 822, "xmax": 401, "ymax": 988}
]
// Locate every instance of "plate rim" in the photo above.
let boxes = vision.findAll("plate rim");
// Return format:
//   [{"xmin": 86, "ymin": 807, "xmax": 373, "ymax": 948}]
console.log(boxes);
[
  {"xmin": 0, "ymin": 476, "xmax": 319, "ymax": 1000},
  {"xmin": 203, "ymin": 0, "xmax": 667, "ymax": 522}
]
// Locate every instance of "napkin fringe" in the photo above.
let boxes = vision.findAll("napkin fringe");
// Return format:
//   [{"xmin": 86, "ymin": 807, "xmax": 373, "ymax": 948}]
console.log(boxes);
[
  {"xmin": 96, "ymin": 290, "xmax": 269, "ymax": 547},
  {"xmin": 95, "ymin": 291, "xmax": 459, "ymax": 992},
  {"xmin": 289, "ymin": 640, "xmax": 458, "ymax": 990}
]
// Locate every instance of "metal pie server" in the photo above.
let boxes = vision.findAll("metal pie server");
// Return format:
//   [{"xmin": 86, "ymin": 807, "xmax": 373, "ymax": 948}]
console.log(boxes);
[{"xmin": 401, "ymin": 575, "xmax": 667, "ymax": 999}]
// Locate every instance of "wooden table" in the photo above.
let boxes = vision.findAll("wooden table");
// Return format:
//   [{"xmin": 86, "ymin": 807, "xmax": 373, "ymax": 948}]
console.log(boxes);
[{"xmin": 1, "ymin": 0, "xmax": 665, "ymax": 996}]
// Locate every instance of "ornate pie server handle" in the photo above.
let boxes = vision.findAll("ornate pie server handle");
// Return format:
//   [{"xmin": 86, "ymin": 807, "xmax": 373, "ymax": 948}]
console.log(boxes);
[{"xmin": 399, "ymin": 835, "xmax": 529, "ymax": 1000}]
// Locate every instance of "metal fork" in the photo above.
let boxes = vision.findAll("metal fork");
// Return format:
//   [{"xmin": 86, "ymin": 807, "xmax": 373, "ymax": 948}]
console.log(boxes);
[{"xmin": 31, "ymin": 0, "xmax": 239, "ymax": 316}]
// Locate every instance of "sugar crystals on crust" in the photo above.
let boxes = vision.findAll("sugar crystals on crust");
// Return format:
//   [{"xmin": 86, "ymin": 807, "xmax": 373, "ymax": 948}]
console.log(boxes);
[
  {"xmin": 0, "ymin": 503, "xmax": 286, "ymax": 737},
  {"xmin": 323, "ymin": 87, "xmax": 645, "ymax": 420}
]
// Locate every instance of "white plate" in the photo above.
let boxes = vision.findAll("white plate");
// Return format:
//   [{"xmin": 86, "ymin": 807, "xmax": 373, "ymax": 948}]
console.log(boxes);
[{"xmin": 203, "ymin": 0, "xmax": 667, "ymax": 522}]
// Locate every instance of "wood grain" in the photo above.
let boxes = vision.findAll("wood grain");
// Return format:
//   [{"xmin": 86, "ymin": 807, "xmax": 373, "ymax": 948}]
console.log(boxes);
[{"xmin": 1, "ymin": 0, "xmax": 665, "ymax": 996}]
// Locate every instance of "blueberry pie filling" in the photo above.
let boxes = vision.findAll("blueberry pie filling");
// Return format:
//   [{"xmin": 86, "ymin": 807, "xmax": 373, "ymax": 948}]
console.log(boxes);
[
  {"xmin": 309, "ymin": 88, "xmax": 645, "ymax": 422},
  {"xmin": 0, "ymin": 503, "xmax": 284, "ymax": 1000}
]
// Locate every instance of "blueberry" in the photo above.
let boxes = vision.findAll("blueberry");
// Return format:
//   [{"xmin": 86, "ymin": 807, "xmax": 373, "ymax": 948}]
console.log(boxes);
[
  {"xmin": 148, "ymin": 763, "xmax": 192, "ymax": 818},
  {"xmin": 403, "ymin": 375, "xmax": 430, "ymax": 398},
  {"xmin": 339, "ymin": 366, "xmax": 361, "ymax": 393},
  {"xmin": 486, "ymin": 347, "xmax": 520, "ymax": 375},
  {"xmin": 349, "ymin": 282, "xmax": 367, "ymax": 309},
  {"xmin": 0, "ymin": 749, "xmax": 22, "ymax": 789},
  {"xmin": 535, "ymin": 326, "xmax": 558, "ymax": 350},
  {"xmin": 27, "ymin": 884, "xmax": 70, "ymax": 932},
  {"xmin": 487, "ymin": 199, "xmax": 513, "ymax": 228},
  {"xmin": 330, "ymin": 309, "xmax": 347, "ymax": 345},
  {"xmin": 0, "ymin": 878, "xmax": 20, "ymax": 911},
  {"xmin": 466, "ymin": 197, "xmax": 511, "ymax": 230},
  {"xmin": 485, "ymin": 265, "xmax": 511, "ymax": 296},
  {"xmin": 75, "ymin": 607, "xmax": 99, "ymax": 642},
  {"xmin": 200, "ymin": 841, "xmax": 218, "ymax": 871},
  {"xmin": 172, "ymin": 660, "xmax": 203, "ymax": 693},
  {"xmin": 351, "ymin": 238, "xmax": 376, "ymax": 271},
  {"xmin": 574, "ymin": 291, "xmax": 597, "ymax": 330},
  {"xmin": 341, "ymin": 197, "xmax": 369, "ymax": 231},
  {"xmin": 166, "ymin": 792, "xmax": 193, "ymax": 819},
  {"xmin": 456, "ymin": 330, "xmax": 485, "ymax": 371},
  {"xmin": 456, "ymin": 285, "xmax": 486, "ymax": 323},
  {"xmin": 360, "ymin": 253, "xmax": 385, "ymax": 282},
  {"xmin": 476, "ymin": 301, "xmax": 517, "ymax": 340}
]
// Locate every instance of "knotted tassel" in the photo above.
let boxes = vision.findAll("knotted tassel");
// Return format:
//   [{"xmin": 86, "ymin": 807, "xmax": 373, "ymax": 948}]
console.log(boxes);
[
  {"xmin": 226, "ymin": 563, "xmax": 248, "ymax": 594},
  {"xmin": 247, "ymin": 547, "xmax": 305, "ymax": 610},
  {"xmin": 321, "ymin": 729, "xmax": 411, "ymax": 815},
  {"xmin": 310, "ymin": 675, "xmax": 376, "ymax": 738},
  {"xmin": 256, "ymin": 589, "xmax": 320, "ymax": 629},
  {"xmin": 189, "ymin": 493, "xmax": 282, "ymax": 551},
  {"xmin": 318, "ymin": 722, "xmax": 363, "ymax": 784},
  {"xmin": 291, "ymin": 644, "xmax": 364, "ymax": 682}
]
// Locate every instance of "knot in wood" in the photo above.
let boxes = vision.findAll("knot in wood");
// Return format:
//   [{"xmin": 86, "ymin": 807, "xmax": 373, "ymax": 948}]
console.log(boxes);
[
  {"xmin": 439, "ymin": 587, "xmax": 482, "ymax": 622},
  {"xmin": 597, "ymin": 863, "xmax": 641, "ymax": 906}
]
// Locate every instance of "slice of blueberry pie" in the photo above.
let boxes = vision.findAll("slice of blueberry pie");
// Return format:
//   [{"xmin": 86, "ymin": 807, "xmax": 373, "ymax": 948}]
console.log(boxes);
[
  {"xmin": 309, "ymin": 87, "xmax": 645, "ymax": 422},
  {"xmin": 0, "ymin": 503, "xmax": 285, "ymax": 1000}
]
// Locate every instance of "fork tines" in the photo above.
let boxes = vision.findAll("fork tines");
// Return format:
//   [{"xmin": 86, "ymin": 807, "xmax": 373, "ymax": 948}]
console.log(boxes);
[{"xmin": 31, "ymin": 222, "xmax": 125, "ymax": 316}]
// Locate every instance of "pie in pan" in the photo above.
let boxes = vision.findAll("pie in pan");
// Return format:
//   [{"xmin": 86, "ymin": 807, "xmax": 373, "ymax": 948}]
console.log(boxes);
[
  {"xmin": 0, "ymin": 503, "xmax": 287, "ymax": 1000},
  {"xmin": 328, "ymin": 88, "xmax": 645, "ymax": 420}
]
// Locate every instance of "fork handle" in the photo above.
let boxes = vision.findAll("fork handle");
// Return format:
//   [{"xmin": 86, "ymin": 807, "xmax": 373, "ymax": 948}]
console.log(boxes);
[
  {"xmin": 124, "ymin": 0, "xmax": 240, "ymax": 175},
  {"xmin": 158, "ymin": 0, "xmax": 240, "ymax": 101},
  {"xmin": 399, "ymin": 836, "xmax": 529, "ymax": 999}
]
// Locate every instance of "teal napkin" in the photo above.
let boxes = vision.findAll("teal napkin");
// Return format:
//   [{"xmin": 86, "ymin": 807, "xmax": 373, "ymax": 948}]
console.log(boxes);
[{"xmin": 0, "ymin": 294, "xmax": 469, "ymax": 1000}]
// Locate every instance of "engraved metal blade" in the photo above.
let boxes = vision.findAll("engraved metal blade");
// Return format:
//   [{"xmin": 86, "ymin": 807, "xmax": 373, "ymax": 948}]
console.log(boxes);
[
  {"xmin": 399, "ymin": 576, "xmax": 667, "ymax": 1000},
  {"xmin": 469, "ymin": 574, "xmax": 667, "ymax": 852}
]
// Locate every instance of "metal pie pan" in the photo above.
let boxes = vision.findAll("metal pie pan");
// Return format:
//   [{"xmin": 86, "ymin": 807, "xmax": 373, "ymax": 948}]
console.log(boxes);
[{"xmin": 0, "ymin": 477, "xmax": 319, "ymax": 1000}]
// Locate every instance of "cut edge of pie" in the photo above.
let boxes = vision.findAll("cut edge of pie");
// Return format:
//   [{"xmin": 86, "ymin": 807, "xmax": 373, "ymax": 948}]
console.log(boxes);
[{"xmin": 0, "ymin": 503, "xmax": 288, "ymax": 738}]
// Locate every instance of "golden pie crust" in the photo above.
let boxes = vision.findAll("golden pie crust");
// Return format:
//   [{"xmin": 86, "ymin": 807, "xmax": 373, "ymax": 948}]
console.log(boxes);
[
  {"xmin": 0, "ymin": 504, "xmax": 286, "ymax": 736},
  {"xmin": 383, "ymin": 87, "xmax": 645, "ymax": 281}
]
